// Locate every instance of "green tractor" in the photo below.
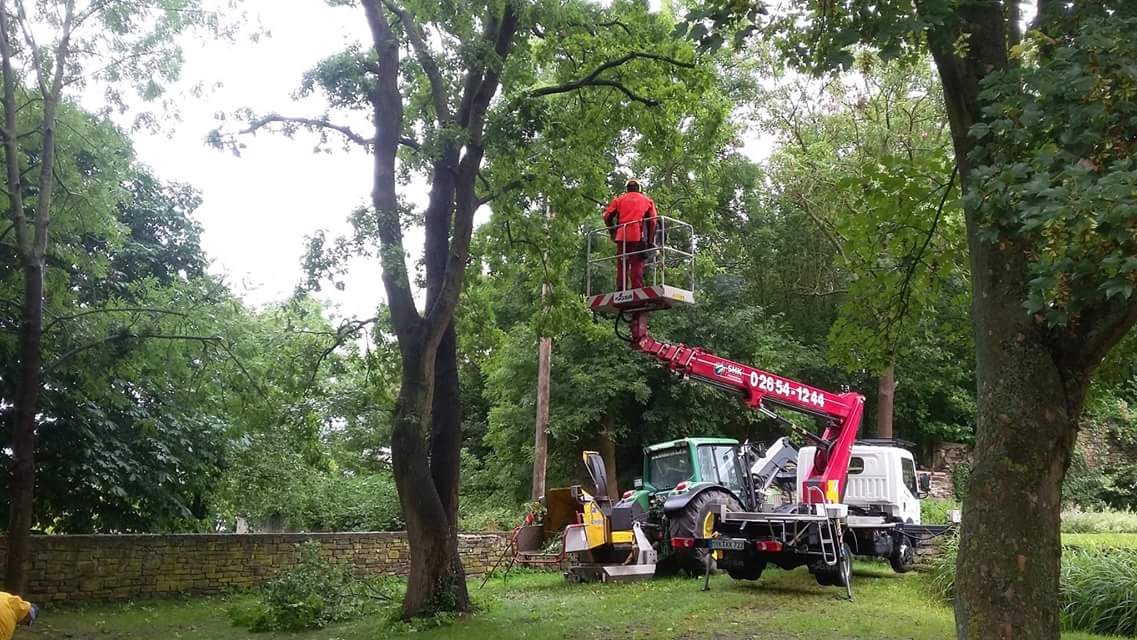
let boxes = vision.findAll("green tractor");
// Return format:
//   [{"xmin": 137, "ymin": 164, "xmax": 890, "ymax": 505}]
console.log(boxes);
[
  {"xmin": 552, "ymin": 436, "xmax": 797, "ymax": 581},
  {"xmin": 615, "ymin": 437, "xmax": 753, "ymax": 575}
]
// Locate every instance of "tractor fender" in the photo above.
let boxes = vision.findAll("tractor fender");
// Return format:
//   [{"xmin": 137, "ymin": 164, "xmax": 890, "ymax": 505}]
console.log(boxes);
[{"xmin": 661, "ymin": 483, "xmax": 741, "ymax": 515}]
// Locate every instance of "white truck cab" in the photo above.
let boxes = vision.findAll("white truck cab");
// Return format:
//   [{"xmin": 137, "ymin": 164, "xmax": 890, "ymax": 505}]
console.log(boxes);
[{"xmin": 797, "ymin": 443, "xmax": 925, "ymax": 524}]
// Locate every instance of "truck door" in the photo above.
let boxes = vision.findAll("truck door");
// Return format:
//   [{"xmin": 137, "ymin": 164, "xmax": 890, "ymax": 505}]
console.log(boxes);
[{"xmin": 899, "ymin": 455, "xmax": 921, "ymax": 524}]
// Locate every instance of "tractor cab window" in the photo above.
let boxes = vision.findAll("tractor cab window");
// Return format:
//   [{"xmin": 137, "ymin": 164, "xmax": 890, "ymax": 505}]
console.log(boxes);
[
  {"xmin": 713, "ymin": 446, "xmax": 743, "ymax": 492},
  {"xmin": 648, "ymin": 448, "xmax": 692, "ymax": 490},
  {"xmin": 695, "ymin": 445, "xmax": 742, "ymax": 493}
]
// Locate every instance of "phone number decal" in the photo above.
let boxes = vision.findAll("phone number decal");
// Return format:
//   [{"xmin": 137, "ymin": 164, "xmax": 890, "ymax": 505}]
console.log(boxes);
[{"xmin": 749, "ymin": 372, "xmax": 826, "ymax": 408}]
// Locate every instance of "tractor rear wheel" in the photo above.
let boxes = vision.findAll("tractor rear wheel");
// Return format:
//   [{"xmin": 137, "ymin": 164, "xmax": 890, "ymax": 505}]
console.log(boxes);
[{"xmin": 668, "ymin": 489, "xmax": 742, "ymax": 577}]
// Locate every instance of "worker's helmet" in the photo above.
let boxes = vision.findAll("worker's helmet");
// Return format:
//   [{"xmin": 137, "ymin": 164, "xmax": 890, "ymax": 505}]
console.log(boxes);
[{"xmin": 625, "ymin": 178, "xmax": 641, "ymax": 192}]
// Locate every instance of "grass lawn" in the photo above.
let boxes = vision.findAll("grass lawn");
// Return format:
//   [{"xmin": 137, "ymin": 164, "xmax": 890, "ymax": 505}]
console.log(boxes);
[
  {"xmin": 1063, "ymin": 532, "xmax": 1137, "ymax": 548},
  {"xmin": 22, "ymin": 564, "xmax": 1122, "ymax": 640}
]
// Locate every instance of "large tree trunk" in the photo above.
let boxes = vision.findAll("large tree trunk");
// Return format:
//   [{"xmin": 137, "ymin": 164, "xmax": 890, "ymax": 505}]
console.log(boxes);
[
  {"xmin": 953, "ymin": 246, "xmax": 1081, "ymax": 638},
  {"xmin": 428, "ymin": 322, "xmax": 468, "ymax": 607},
  {"xmin": 532, "ymin": 334, "xmax": 551, "ymax": 500},
  {"xmin": 876, "ymin": 365, "xmax": 895, "ymax": 440},
  {"xmin": 926, "ymin": 6, "xmax": 1081, "ymax": 637},
  {"xmin": 4, "ymin": 262, "xmax": 44, "ymax": 593},
  {"xmin": 391, "ymin": 348, "xmax": 467, "ymax": 616}
]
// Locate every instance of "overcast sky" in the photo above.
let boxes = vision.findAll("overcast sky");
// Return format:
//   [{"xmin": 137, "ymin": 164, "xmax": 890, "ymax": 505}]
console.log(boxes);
[{"xmin": 98, "ymin": 1, "xmax": 385, "ymax": 321}]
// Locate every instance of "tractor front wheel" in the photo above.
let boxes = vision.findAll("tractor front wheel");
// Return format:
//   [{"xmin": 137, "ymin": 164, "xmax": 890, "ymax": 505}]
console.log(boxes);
[{"xmin": 668, "ymin": 489, "xmax": 742, "ymax": 577}]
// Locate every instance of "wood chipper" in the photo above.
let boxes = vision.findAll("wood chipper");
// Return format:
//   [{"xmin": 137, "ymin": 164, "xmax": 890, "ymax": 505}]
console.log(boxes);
[{"xmin": 545, "ymin": 451, "xmax": 657, "ymax": 582}]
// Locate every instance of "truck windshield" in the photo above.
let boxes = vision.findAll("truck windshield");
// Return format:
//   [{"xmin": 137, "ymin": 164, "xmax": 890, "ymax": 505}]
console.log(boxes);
[{"xmin": 648, "ymin": 448, "xmax": 692, "ymax": 490}]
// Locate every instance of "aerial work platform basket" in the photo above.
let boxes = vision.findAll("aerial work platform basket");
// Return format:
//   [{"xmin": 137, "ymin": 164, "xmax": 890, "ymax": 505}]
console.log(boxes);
[{"xmin": 585, "ymin": 215, "xmax": 696, "ymax": 315}]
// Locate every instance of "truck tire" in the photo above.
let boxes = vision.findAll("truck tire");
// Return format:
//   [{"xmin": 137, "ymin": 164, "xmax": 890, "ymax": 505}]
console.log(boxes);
[
  {"xmin": 668, "ymin": 489, "xmax": 742, "ymax": 576},
  {"xmin": 889, "ymin": 540, "xmax": 915, "ymax": 573},
  {"xmin": 813, "ymin": 543, "xmax": 853, "ymax": 587},
  {"xmin": 727, "ymin": 560, "xmax": 766, "ymax": 581}
]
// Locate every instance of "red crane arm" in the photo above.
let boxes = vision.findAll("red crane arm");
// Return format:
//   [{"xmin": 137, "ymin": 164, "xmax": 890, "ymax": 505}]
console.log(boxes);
[{"xmin": 631, "ymin": 317, "xmax": 865, "ymax": 504}]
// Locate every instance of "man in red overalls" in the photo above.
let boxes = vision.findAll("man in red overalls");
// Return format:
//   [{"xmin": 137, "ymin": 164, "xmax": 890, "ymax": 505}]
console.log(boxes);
[{"xmin": 603, "ymin": 179, "xmax": 657, "ymax": 290}]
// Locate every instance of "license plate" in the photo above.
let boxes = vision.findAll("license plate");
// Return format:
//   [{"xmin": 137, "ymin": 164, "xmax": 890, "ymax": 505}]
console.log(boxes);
[{"xmin": 708, "ymin": 538, "xmax": 745, "ymax": 551}]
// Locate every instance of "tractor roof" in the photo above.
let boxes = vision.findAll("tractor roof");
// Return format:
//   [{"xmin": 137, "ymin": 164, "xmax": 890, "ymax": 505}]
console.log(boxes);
[{"xmin": 644, "ymin": 437, "xmax": 738, "ymax": 453}]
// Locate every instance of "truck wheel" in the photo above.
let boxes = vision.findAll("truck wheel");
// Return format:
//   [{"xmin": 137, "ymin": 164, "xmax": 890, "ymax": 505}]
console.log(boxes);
[
  {"xmin": 813, "ymin": 543, "xmax": 852, "ymax": 587},
  {"xmin": 834, "ymin": 543, "xmax": 853, "ymax": 587},
  {"xmin": 669, "ymin": 489, "xmax": 742, "ymax": 576},
  {"xmin": 728, "ymin": 560, "xmax": 766, "ymax": 581},
  {"xmin": 889, "ymin": 540, "xmax": 915, "ymax": 573}
]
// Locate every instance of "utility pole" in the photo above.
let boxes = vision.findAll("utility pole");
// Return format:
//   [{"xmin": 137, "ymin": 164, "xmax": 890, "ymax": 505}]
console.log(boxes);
[{"xmin": 531, "ymin": 203, "xmax": 554, "ymax": 500}]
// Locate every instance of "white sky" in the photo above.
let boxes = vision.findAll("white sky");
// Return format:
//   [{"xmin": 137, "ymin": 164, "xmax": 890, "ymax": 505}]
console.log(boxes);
[{"xmin": 107, "ymin": 1, "xmax": 386, "ymax": 321}]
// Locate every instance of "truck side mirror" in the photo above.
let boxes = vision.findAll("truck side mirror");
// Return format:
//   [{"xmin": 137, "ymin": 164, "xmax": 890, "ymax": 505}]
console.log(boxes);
[{"xmin": 918, "ymin": 472, "xmax": 932, "ymax": 497}]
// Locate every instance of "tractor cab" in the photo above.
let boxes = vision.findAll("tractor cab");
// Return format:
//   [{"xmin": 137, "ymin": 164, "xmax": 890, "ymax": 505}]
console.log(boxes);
[
  {"xmin": 585, "ymin": 215, "xmax": 697, "ymax": 315},
  {"xmin": 627, "ymin": 437, "xmax": 744, "ymax": 508}
]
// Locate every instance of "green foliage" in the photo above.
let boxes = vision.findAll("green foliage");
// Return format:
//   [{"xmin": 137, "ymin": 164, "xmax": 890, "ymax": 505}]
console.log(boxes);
[
  {"xmin": 965, "ymin": 10, "xmax": 1137, "ymax": 327},
  {"xmin": 921, "ymin": 498, "xmax": 960, "ymax": 525},
  {"xmin": 927, "ymin": 531, "xmax": 960, "ymax": 602},
  {"xmin": 1061, "ymin": 548, "xmax": 1137, "ymax": 636},
  {"xmin": 951, "ymin": 462, "xmax": 972, "ymax": 501},
  {"xmin": 221, "ymin": 433, "xmax": 402, "ymax": 533},
  {"xmin": 1063, "ymin": 510, "xmax": 1137, "ymax": 535},
  {"xmin": 232, "ymin": 543, "xmax": 388, "ymax": 632},
  {"xmin": 930, "ymin": 532, "xmax": 1137, "ymax": 635}
]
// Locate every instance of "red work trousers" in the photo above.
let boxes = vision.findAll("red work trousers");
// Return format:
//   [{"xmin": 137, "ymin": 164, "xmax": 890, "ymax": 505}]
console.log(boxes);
[{"xmin": 616, "ymin": 240, "xmax": 646, "ymax": 290}]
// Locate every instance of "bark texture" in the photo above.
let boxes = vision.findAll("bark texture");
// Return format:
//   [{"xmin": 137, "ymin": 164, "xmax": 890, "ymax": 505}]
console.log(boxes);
[
  {"xmin": 532, "ymin": 335, "xmax": 551, "ymax": 500},
  {"xmin": 875, "ymin": 365, "xmax": 895, "ymax": 440}
]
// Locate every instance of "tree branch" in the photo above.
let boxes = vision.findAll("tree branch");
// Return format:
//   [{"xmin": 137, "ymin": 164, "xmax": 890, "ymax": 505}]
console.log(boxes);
[
  {"xmin": 885, "ymin": 163, "xmax": 958, "ymax": 338},
  {"xmin": 46, "ymin": 332, "xmax": 219, "ymax": 374},
  {"xmin": 303, "ymin": 316, "xmax": 379, "ymax": 392},
  {"xmin": 529, "ymin": 52, "xmax": 695, "ymax": 106},
  {"xmin": 477, "ymin": 176, "xmax": 530, "ymax": 206},
  {"xmin": 361, "ymin": 0, "xmax": 421, "ymax": 337},
  {"xmin": 42, "ymin": 306, "xmax": 191, "ymax": 334},
  {"xmin": 241, "ymin": 114, "xmax": 373, "ymax": 147},
  {"xmin": 381, "ymin": 0, "xmax": 451, "ymax": 124},
  {"xmin": 0, "ymin": 0, "xmax": 29, "ymax": 257}
]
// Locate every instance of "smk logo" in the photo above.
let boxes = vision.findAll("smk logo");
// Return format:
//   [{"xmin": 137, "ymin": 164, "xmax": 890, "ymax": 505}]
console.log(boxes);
[{"xmin": 714, "ymin": 363, "xmax": 725, "ymax": 376}]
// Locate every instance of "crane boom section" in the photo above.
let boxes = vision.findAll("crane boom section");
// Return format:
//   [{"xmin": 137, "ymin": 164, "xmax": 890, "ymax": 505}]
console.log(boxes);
[{"xmin": 633, "ymin": 326, "xmax": 865, "ymax": 504}]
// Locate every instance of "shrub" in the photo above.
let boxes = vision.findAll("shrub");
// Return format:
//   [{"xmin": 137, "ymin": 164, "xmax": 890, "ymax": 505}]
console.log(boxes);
[
  {"xmin": 459, "ymin": 500, "xmax": 523, "ymax": 532},
  {"xmin": 1062, "ymin": 452, "xmax": 1109, "ymax": 510},
  {"xmin": 921, "ymin": 498, "xmax": 960, "ymax": 525},
  {"xmin": 926, "ymin": 533, "xmax": 1137, "ymax": 636},
  {"xmin": 950, "ymin": 462, "xmax": 971, "ymax": 501},
  {"xmin": 232, "ymin": 542, "xmax": 388, "ymax": 632},
  {"xmin": 1102, "ymin": 464, "xmax": 1137, "ymax": 511},
  {"xmin": 1061, "ymin": 548, "xmax": 1137, "ymax": 636},
  {"xmin": 926, "ymin": 532, "xmax": 959, "ymax": 602},
  {"xmin": 1062, "ymin": 509, "xmax": 1137, "ymax": 534}
]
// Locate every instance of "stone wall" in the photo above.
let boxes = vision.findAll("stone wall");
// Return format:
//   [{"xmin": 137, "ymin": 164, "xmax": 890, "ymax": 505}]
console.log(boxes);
[
  {"xmin": 927, "ymin": 471, "xmax": 955, "ymax": 501},
  {"xmin": 0, "ymin": 531, "xmax": 507, "ymax": 603}
]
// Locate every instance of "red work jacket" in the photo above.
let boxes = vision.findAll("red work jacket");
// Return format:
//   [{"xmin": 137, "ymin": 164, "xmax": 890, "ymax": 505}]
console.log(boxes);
[{"xmin": 603, "ymin": 192, "xmax": 657, "ymax": 243}]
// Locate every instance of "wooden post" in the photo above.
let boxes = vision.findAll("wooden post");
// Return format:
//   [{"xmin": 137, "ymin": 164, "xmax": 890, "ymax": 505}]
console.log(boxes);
[{"xmin": 532, "ymin": 332, "xmax": 551, "ymax": 500}]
